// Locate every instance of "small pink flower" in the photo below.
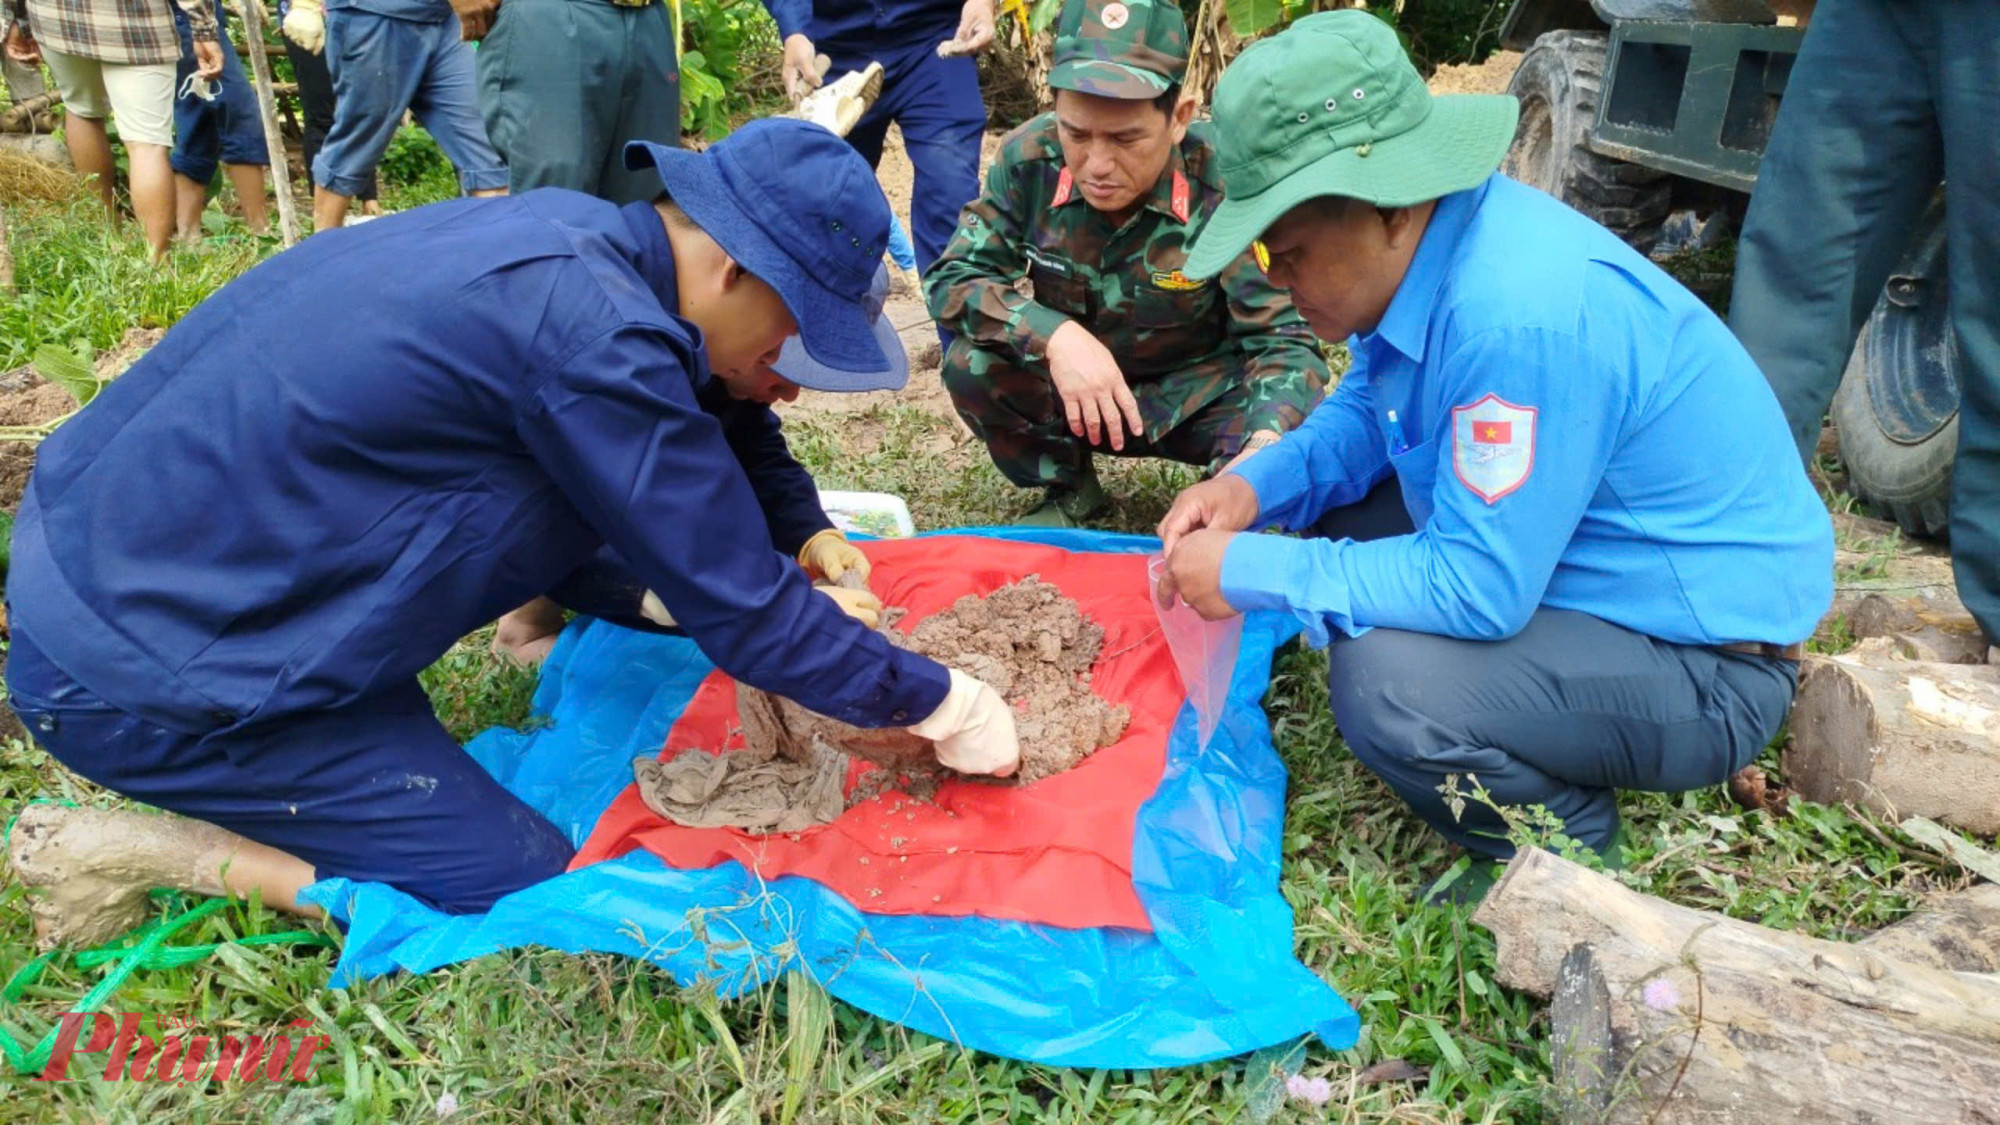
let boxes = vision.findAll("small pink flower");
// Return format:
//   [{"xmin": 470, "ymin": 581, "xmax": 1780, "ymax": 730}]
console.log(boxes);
[
  {"xmin": 436, "ymin": 1092, "xmax": 460, "ymax": 1118},
  {"xmin": 1642, "ymin": 978, "xmax": 1681, "ymax": 1011},
  {"xmin": 1285, "ymin": 1073, "xmax": 1333, "ymax": 1106}
]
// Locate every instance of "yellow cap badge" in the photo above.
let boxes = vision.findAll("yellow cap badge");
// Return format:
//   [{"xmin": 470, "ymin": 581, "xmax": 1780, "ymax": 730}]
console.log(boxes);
[
  {"xmin": 1252, "ymin": 240, "xmax": 1271, "ymax": 273},
  {"xmin": 1151, "ymin": 269, "xmax": 1204, "ymax": 291}
]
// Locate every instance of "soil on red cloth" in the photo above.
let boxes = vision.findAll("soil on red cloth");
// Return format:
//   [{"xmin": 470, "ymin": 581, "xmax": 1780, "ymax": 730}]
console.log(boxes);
[
  {"xmin": 572, "ymin": 538, "xmax": 1187, "ymax": 932},
  {"xmin": 738, "ymin": 577, "xmax": 1131, "ymax": 787}
]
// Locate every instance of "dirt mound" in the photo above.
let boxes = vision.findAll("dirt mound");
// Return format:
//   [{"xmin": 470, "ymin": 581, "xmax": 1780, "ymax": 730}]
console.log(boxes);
[
  {"xmin": 1428, "ymin": 50, "xmax": 1521, "ymax": 96},
  {"xmin": 643, "ymin": 579, "xmax": 1131, "ymax": 834},
  {"xmin": 0, "ymin": 382, "xmax": 77, "ymax": 515},
  {"xmin": 746, "ymin": 577, "xmax": 1129, "ymax": 784}
]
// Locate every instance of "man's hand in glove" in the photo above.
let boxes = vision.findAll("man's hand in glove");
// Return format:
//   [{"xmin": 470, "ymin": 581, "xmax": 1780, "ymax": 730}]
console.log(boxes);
[
  {"xmin": 281, "ymin": 0, "xmax": 325, "ymax": 52},
  {"xmin": 641, "ymin": 582, "xmax": 883, "ymax": 630},
  {"xmin": 817, "ymin": 584, "xmax": 882, "ymax": 628},
  {"xmin": 798, "ymin": 528, "xmax": 870, "ymax": 586},
  {"xmin": 910, "ymin": 668, "xmax": 1020, "ymax": 776}
]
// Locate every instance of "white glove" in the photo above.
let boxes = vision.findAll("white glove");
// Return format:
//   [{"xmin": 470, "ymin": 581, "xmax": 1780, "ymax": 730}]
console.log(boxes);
[
  {"xmin": 639, "ymin": 589, "xmax": 676, "ymax": 628},
  {"xmin": 282, "ymin": 0, "xmax": 325, "ymax": 53},
  {"xmin": 909, "ymin": 668, "xmax": 1020, "ymax": 776}
]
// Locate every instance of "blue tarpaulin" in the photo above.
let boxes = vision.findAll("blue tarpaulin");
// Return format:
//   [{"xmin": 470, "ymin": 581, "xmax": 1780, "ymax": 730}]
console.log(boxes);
[{"xmin": 300, "ymin": 528, "xmax": 1359, "ymax": 1068}]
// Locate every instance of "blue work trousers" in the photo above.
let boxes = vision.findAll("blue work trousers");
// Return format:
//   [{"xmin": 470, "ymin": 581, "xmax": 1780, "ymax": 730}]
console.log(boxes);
[
  {"xmin": 1312, "ymin": 480, "xmax": 1799, "ymax": 858},
  {"xmin": 1727, "ymin": 0, "xmax": 2000, "ymax": 644},
  {"xmin": 314, "ymin": 9, "xmax": 507, "ymax": 197},
  {"xmin": 4, "ymin": 630, "xmax": 574, "ymax": 914},
  {"xmin": 171, "ymin": 1, "xmax": 269, "ymax": 184},
  {"xmin": 828, "ymin": 39, "xmax": 985, "ymax": 274}
]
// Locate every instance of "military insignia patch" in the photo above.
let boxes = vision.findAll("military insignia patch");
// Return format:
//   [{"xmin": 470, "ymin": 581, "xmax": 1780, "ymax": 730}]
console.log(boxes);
[
  {"xmin": 1252, "ymin": 240, "xmax": 1271, "ymax": 273},
  {"xmin": 1101, "ymin": 2, "xmax": 1129, "ymax": 29},
  {"xmin": 1053, "ymin": 166, "xmax": 1074, "ymax": 206},
  {"xmin": 1451, "ymin": 393, "xmax": 1536, "ymax": 503},
  {"xmin": 1151, "ymin": 270, "xmax": 1204, "ymax": 291}
]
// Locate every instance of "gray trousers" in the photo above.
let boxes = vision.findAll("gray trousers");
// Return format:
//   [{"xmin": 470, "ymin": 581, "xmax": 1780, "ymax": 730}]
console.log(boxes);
[
  {"xmin": 475, "ymin": 0, "xmax": 681, "ymax": 204},
  {"xmin": 1313, "ymin": 481, "xmax": 1799, "ymax": 858},
  {"xmin": 1727, "ymin": 0, "xmax": 1999, "ymax": 642}
]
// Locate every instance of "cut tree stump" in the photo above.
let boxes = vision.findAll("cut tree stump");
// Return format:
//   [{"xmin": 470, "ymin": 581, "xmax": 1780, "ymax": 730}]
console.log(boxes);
[
  {"xmin": 1787, "ymin": 638, "xmax": 2000, "ymax": 836},
  {"xmin": 1473, "ymin": 847, "xmax": 2000, "ymax": 1124}
]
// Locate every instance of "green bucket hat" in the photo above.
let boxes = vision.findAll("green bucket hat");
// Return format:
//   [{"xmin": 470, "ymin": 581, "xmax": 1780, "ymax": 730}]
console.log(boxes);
[
  {"xmin": 1047, "ymin": 0, "xmax": 1189, "ymax": 100},
  {"xmin": 1184, "ymin": 10, "xmax": 1518, "ymax": 278}
]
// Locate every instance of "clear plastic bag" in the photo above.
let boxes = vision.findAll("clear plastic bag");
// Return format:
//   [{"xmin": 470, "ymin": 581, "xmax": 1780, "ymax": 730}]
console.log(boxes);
[{"xmin": 1147, "ymin": 554, "xmax": 1243, "ymax": 751}]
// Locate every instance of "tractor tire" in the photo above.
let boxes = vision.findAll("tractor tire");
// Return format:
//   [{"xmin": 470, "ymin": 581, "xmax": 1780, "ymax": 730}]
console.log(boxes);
[
  {"xmin": 1831, "ymin": 197, "xmax": 1960, "ymax": 539},
  {"xmin": 1503, "ymin": 31, "xmax": 1673, "ymax": 251}
]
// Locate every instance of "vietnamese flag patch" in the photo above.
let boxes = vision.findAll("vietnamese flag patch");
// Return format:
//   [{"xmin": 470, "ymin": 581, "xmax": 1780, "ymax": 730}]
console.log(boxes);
[{"xmin": 1452, "ymin": 393, "xmax": 1536, "ymax": 503}]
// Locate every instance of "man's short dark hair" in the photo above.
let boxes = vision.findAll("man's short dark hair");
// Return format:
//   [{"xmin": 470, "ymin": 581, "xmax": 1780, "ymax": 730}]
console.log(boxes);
[{"xmin": 1152, "ymin": 83, "xmax": 1182, "ymax": 115}]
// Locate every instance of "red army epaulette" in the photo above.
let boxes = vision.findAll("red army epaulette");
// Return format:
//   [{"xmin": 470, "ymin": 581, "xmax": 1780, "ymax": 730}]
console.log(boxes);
[
  {"xmin": 1054, "ymin": 167, "xmax": 1074, "ymax": 206},
  {"xmin": 1171, "ymin": 171, "xmax": 1189, "ymax": 223}
]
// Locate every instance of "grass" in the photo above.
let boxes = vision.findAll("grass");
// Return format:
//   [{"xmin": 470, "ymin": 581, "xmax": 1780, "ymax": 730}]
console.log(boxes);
[{"xmin": 0, "ymin": 183, "xmax": 1988, "ymax": 1123}]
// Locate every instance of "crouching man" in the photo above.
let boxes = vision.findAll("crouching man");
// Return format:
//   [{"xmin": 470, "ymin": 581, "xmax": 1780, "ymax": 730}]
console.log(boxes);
[
  {"xmin": 925, "ymin": 0, "xmax": 1328, "ymax": 526},
  {"xmin": 1155, "ymin": 14, "xmax": 1834, "ymax": 903},
  {"xmin": 4, "ymin": 121, "xmax": 1019, "ymax": 946}
]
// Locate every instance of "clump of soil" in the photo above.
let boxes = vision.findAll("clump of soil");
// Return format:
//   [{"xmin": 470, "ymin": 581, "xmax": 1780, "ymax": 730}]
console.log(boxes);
[
  {"xmin": 742, "ymin": 577, "xmax": 1130, "ymax": 785},
  {"xmin": 640, "ymin": 579, "xmax": 1131, "ymax": 835}
]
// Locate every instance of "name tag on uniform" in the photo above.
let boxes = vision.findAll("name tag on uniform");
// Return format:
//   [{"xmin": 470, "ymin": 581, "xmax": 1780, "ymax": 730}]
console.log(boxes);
[
  {"xmin": 1151, "ymin": 269, "xmax": 1205, "ymax": 292},
  {"xmin": 1025, "ymin": 248, "xmax": 1074, "ymax": 277}
]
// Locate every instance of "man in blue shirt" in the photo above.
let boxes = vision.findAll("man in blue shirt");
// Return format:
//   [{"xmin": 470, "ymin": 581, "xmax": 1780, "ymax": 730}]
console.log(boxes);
[
  {"xmin": 4, "ymin": 121, "xmax": 1020, "ymax": 948},
  {"xmin": 764, "ymin": 0, "xmax": 992, "ymax": 285},
  {"xmin": 1153, "ymin": 13, "xmax": 1834, "ymax": 901}
]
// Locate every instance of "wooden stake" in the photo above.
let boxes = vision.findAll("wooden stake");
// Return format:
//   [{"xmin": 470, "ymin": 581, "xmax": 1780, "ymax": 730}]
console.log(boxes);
[
  {"xmin": 236, "ymin": 0, "xmax": 300, "ymax": 245},
  {"xmin": 0, "ymin": 203, "xmax": 14, "ymax": 295}
]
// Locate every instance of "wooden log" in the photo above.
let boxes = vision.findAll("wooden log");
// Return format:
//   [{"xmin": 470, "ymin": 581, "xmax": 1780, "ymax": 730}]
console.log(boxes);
[
  {"xmin": 1860, "ymin": 882, "xmax": 2000, "ymax": 974},
  {"xmin": 1473, "ymin": 847, "xmax": 2000, "ymax": 1124},
  {"xmin": 1821, "ymin": 549, "xmax": 1987, "ymax": 662},
  {"xmin": 236, "ymin": 0, "xmax": 300, "ymax": 245},
  {"xmin": 1787, "ymin": 639, "xmax": 2000, "ymax": 835}
]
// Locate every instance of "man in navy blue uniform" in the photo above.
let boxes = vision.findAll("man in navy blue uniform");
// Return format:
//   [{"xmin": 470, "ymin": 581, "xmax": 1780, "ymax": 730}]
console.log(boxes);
[
  {"xmin": 764, "ymin": 0, "xmax": 992, "ymax": 283},
  {"xmin": 4, "ymin": 120, "xmax": 1020, "ymax": 948},
  {"xmin": 1154, "ymin": 14, "xmax": 1835, "ymax": 903}
]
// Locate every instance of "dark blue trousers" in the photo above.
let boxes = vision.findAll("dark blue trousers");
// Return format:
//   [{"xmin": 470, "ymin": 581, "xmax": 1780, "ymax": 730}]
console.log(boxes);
[
  {"xmin": 5, "ymin": 631, "xmax": 573, "ymax": 914},
  {"xmin": 1313, "ymin": 480, "xmax": 1799, "ymax": 858},
  {"xmin": 828, "ymin": 39, "xmax": 985, "ymax": 276},
  {"xmin": 171, "ymin": 1, "xmax": 268, "ymax": 184},
  {"xmin": 1727, "ymin": 0, "xmax": 1999, "ymax": 645}
]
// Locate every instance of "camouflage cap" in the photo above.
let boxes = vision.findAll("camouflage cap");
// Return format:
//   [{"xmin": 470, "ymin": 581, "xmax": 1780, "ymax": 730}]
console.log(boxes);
[{"xmin": 1048, "ymin": 0, "xmax": 1189, "ymax": 100}]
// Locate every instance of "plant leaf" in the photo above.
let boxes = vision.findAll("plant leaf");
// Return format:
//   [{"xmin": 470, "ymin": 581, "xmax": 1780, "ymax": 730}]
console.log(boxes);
[{"xmin": 32, "ymin": 342, "xmax": 98, "ymax": 408}]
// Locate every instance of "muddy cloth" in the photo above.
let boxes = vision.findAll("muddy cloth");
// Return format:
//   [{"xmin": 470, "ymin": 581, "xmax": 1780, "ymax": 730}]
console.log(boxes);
[{"xmin": 633, "ymin": 743, "xmax": 847, "ymax": 834}]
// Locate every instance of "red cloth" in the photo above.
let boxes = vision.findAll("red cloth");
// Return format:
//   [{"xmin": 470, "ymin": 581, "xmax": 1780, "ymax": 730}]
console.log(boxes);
[{"xmin": 570, "ymin": 537, "xmax": 1183, "ymax": 932}]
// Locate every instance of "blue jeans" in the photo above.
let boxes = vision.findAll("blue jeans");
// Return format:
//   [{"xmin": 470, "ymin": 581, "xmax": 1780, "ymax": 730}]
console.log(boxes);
[
  {"xmin": 1313, "ymin": 479, "xmax": 1799, "ymax": 858},
  {"xmin": 313, "ymin": 9, "xmax": 507, "ymax": 197},
  {"xmin": 4, "ymin": 629, "xmax": 574, "ymax": 914},
  {"xmin": 171, "ymin": 0, "xmax": 268, "ymax": 184}
]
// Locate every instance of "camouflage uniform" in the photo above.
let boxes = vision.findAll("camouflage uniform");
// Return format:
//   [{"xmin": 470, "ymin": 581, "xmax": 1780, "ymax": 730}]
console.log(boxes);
[{"xmin": 922, "ymin": 0, "xmax": 1328, "ymax": 495}]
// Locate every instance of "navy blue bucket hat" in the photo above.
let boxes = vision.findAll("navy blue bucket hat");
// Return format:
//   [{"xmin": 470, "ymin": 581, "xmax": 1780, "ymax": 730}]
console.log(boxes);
[{"xmin": 625, "ymin": 120, "xmax": 908, "ymax": 392}]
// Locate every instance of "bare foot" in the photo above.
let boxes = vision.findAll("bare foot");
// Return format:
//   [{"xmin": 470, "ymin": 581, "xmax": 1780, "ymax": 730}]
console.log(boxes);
[
  {"xmin": 492, "ymin": 597, "xmax": 566, "ymax": 666},
  {"xmin": 8, "ymin": 805, "xmax": 237, "ymax": 949}
]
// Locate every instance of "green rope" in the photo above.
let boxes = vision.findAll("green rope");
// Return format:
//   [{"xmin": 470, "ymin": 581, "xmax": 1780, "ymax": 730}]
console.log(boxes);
[{"xmin": 0, "ymin": 806, "xmax": 338, "ymax": 1077}]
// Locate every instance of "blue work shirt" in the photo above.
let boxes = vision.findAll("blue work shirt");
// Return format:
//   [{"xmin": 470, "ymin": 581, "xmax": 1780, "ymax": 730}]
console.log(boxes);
[
  {"xmin": 325, "ymin": 0, "xmax": 448, "ymax": 25},
  {"xmin": 8, "ymin": 191, "xmax": 950, "ymax": 734},
  {"xmin": 1220, "ymin": 174, "xmax": 1833, "ymax": 647},
  {"xmin": 761, "ymin": 0, "xmax": 960, "ymax": 53}
]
